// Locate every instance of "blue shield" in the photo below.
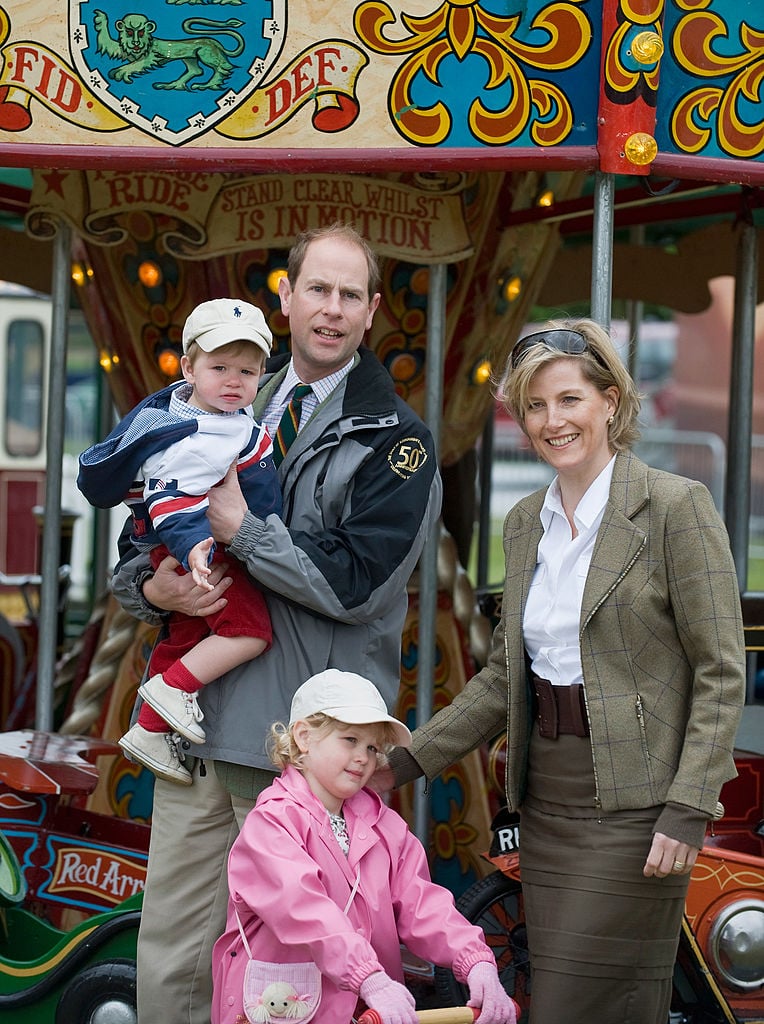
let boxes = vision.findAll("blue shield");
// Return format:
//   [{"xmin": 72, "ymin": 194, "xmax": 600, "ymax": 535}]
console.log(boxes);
[{"xmin": 69, "ymin": 0, "xmax": 285, "ymax": 144}]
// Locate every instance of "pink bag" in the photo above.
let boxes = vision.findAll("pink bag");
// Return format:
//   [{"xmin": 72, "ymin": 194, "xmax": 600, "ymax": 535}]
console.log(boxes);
[
  {"xmin": 235, "ymin": 867, "xmax": 360, "ymax": 1023},
  {"xmin": 242, "ymin": 959, "xmax": 322, "ymax": 1023}
]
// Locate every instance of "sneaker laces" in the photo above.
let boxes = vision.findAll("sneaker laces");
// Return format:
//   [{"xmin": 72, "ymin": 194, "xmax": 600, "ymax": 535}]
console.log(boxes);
[
  {"xmin": 164, "ymin": 731, "xmax": 185, "ymax": 765},
  {"xmin": 181, "ymin": 691, "xmax": 204, "ymax": 724}
]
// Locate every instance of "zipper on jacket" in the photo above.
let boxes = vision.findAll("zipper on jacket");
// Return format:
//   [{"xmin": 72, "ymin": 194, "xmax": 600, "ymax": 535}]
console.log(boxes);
[
  {"xmin": 580, "ymin": 534, "xmax": 646, "ymax": 633},
  {"xmin": 579, "ymin": 683, "xmax": 602, "ymax": 810},
  {"xmin": 579, "ymin": 533, "xmax": 647, "ymax": 810},
  {"xmin": 503, "ymin": 625, "xmax": 522, "ymax": 812},
  {"xmin": 635, "ymin": 693, "xmax": 644, "ymax": 725},
  {"xmin": 635, "ymin": 693, "xmax": 652, "ymax": 784}
]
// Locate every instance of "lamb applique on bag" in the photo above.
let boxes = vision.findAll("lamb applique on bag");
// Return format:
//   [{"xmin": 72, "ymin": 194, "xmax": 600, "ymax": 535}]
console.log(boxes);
[{"xmin": 242, "ymin": 964, "xmax": 321, "ymax": 1024}]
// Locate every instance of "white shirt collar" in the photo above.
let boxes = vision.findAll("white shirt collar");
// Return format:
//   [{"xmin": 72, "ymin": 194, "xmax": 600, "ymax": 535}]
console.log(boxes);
[
  {"xmin": 541, "ymin": 455, "xmax": 617, "ymax": 532},
  {"xmin": 278, "ymin": 357, "xmax": 355, "ymax": 404}
]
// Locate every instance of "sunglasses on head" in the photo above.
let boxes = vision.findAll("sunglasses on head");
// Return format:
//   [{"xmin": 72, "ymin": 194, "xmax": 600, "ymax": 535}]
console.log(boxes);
[{"xmin": 510, "ymin": 329, "xmax": 609, "ymax": 371}]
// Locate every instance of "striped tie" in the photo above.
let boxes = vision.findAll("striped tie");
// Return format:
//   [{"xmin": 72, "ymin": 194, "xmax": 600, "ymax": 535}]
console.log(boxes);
[{"xmin": 273, "ymin": 384, "xmax": 312, "ymax": 466}]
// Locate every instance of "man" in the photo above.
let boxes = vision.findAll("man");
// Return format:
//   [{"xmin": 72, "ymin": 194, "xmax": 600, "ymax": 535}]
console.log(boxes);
[{"xmin": 112, "ymin": 223, "xmax": 442, "ymax": 1024}]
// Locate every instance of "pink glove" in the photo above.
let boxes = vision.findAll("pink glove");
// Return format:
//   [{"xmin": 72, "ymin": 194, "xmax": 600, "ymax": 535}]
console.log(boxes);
[
  {"xmin": 359, "ymin": 971, "xmax": 417, "ymax": 1024},
  {"xmin": 467, "ymin": 962, "xmax": 517, "ymax": 1024}
]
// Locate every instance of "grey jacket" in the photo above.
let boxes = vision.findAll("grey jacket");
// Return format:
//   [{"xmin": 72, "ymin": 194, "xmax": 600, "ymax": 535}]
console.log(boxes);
[
  {"xmin": 395, "ymin": 450, "xmax": 745, "ymax": 820},
  {"xmin": 112, "ymin": 348, "xmax": 442, "ymax": 771}
]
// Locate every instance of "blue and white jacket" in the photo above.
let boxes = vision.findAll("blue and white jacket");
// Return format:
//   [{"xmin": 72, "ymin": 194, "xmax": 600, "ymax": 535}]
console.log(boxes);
[{"xmin": 78, "ymin": 382, "xmax": 281, "ymax": 571}]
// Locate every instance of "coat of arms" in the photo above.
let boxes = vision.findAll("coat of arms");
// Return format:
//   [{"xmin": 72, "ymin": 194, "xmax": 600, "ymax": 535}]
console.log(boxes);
[{"xmin": 69, "ymin": 0, "xmax": 285, "ymax": 144}]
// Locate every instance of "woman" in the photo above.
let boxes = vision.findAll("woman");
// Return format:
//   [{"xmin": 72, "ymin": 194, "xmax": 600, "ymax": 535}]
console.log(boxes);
[{"xmin": 382, "ymin": 319, "xmax": 746, "ymax": 1024}]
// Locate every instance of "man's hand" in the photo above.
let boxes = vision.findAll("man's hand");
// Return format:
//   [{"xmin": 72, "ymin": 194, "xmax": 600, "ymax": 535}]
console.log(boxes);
[
  {"xmin": 142, "ymin": 554, "xmax": 232, "ymax": 617},
  {"xmin": 207, "ymin": 464, "xmax": 248, "ymax": 545}
]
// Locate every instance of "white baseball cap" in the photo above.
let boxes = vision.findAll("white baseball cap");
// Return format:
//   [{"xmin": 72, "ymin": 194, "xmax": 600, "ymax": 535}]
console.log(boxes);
[
  {"xmin": 289, "ymin": 669, "xmax": 412, "ymax": 747},
  {"xmin": 182, "ymin": 298, "xmax": 272, "ymax": 356}
]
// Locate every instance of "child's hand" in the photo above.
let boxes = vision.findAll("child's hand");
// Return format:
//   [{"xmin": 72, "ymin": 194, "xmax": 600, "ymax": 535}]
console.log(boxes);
[
  {"xmin": 467, "ymin": 962, "xmax": 517, "ymax": 1024},
  {"xmin": 188, "ymin": 538, "xmax": 215, "ymax": 591},
  {"xmin": 143, "ymin": 553, "xmax": 231, "ymax": 617},
  {"xmin": 358, "ymin": 971, "xmax": 417, "ymax": 1024}
]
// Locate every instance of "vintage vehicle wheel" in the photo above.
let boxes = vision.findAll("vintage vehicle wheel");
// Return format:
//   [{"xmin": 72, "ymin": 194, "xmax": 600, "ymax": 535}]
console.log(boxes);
[
  {"xmin": 55, "ymin": 958, "xmax": 137, "ymax": 1024},
  {"xmin": 434, "ymin": 871, "xmax": 531, "ymax": 1019}
]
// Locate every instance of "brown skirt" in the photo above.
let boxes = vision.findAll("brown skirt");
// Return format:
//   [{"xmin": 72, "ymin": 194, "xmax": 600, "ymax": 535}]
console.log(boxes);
[{"xmin": 518, "ymin": 729, "xmax": 691, "ymax": 1024}]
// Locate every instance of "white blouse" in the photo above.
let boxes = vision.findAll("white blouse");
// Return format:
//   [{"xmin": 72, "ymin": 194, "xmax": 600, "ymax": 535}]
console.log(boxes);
[{"xmin": 523, "ymin": 456, "xmax": 616, "ymax": 686}]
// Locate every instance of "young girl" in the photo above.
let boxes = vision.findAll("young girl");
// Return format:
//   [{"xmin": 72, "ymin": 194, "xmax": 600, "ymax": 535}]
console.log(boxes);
[{"xmin": 211, "ymin": 669, "xmax": 516, "ymax": 1024}]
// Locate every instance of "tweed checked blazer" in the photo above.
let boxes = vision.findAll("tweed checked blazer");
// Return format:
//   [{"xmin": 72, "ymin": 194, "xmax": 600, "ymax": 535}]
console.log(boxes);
[{"xmin": 408, "ymin": 450, "xmax": 746, "ymax": 818}]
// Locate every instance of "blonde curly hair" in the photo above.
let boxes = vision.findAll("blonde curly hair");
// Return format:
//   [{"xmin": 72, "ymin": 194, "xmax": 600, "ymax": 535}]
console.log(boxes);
[{"xmin": 268, "ymin": 713, "xmax": 396, "ymax": 771}]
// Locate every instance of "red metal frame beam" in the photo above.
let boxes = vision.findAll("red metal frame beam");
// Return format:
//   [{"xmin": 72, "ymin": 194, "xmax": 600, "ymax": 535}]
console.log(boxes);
[
  {"xmin": 503, "ymin": 182, "xmax": 763, "ymax": 234},
  {"xmin": 558, "ymin": 189, "xmax": 764, "ymax": 235},
  {"xmin": 0, "ymin": 180, "xmax": 31, "ymax": 217}
]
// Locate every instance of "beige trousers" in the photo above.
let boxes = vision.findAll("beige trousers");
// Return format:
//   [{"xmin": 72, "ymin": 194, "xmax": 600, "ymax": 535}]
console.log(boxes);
[{"xmin": 136, "ymin": 760, "xmax": 272, "ymax": 1024}]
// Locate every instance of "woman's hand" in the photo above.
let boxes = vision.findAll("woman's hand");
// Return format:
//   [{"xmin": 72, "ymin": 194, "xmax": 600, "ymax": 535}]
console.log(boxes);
[
  {"xmin": 207, "ymin": 463, "xmax": 248, "ymax": 544},
  {"xmin": 142, "ymin": 554, "xmax": 232, "ymax": 617},
  {"xmin": 642, "ymin": 832, "xmax": 698, "ymax": 878},
  {"xmin": 367, "ymin": 764, "xmax": 395, "ymax": 797}
]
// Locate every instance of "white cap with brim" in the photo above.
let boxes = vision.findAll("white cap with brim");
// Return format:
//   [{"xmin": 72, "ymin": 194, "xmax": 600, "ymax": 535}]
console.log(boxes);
[
  {"xmin": 289, "ymin": 669, "xmax": 412, "ymax": 748},
  {"xmin": 182, "ymin": 298, "xmax": 272, "ymax": 357}
]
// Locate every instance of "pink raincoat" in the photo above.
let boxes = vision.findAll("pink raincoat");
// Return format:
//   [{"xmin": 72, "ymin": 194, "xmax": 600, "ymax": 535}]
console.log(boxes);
[{"xmin": 211, "ymin": 766, "xmax": 493, "ymax": 1024}]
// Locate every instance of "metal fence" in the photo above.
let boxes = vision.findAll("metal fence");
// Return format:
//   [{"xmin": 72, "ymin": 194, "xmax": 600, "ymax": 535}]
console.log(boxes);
[
  {"xmin": 634, "ymin": 428, "xmax": 727, "ymax": 509},
  {"xmin": 490, "ymin": 424, "xmax": 764, "ymax": 534}
]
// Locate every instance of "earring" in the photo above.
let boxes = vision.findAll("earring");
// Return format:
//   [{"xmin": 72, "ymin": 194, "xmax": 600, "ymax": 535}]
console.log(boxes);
[{"xmin": 608, "ymin": 415, "xmax": 614, "ymax": 425}]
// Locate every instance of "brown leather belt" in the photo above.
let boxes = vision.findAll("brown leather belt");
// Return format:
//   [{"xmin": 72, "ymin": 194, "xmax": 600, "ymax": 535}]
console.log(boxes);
[{"xmin": 532, "ymin": 676, "xmax": 589, "ymax": 739}]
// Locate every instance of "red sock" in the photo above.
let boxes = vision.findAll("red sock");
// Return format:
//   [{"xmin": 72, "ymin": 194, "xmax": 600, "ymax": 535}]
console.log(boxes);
[
  {"xmin": 163, "ymin": 661, "xmax": 204, "ymax": 693},
  {"xmin": 137, "ymin": 703, "xmax": 170, "ymax": 733}
]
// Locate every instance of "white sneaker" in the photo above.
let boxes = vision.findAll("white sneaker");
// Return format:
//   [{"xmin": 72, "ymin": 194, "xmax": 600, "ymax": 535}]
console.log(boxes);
[
  {"xmin": 119, "ymin": 724, "xmax": 192, "ymax": 786},
  {"xmin": 138, "ymin": 673, "xmax": 206, "ymax": 743}
]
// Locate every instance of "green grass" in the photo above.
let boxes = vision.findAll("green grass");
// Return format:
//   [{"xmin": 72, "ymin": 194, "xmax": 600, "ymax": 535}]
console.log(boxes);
[
  {"xmin": 746, "ymin": 557, "xmax": 764, "ymax": 592},
  {"xmin": 467, "ymin": 519, "xmax": 506, "ymax": 591}
]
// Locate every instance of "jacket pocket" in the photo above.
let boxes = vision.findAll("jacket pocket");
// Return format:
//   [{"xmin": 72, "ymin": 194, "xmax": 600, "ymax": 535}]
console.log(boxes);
[{"xmin": 634, "ymin": 693, "xmax": 657, "ymax": 794}]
